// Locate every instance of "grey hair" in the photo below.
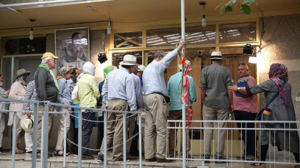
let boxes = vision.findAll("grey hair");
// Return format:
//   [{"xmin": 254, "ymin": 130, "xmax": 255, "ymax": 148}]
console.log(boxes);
[
  {"xmin": 154, "ymin": 50, "xmax": 165, "ymax": 59},
  {"xmin": 41, "ymin": 57, "xmax": 53, "ymax": 64}
]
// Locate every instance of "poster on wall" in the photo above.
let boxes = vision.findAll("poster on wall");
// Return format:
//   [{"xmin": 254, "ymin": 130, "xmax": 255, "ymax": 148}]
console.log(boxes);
[{"xmin": 55, "ymin": 27, "xmax": 89, "ymax": 70}]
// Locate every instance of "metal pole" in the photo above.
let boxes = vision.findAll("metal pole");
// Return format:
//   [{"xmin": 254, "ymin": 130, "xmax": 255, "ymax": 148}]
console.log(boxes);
[
  {"xmin": 11, "ymin": 112, "xmax": 17, "ymax": 168},
  {"xmin": 78, "ymin": 110, "xmax": 82, "ymax": 168},
  {"xmin": 41, "ymin": 102, "xmax": 49, "ymax": 168},
  {"xmin": 138, "ymin": 113, "xmax": 143, "ymax": 168},
  {"xmin": 32, "ymin": 103, "xmax": 39, "ymax": 168},
  {"xmin": 63, "ymin": 109, "xmax": 67, "ymax": 167},
  {"xmin": 181, "ymin": 0, "xmax": 186, "ymax": 167},
  {"xmin": 123, "ymin": 113, "xmax": 127, "ymax": 168},
  {"xmin": 104, "ymin": 111, "xmax": 108, "ymax": 168}
]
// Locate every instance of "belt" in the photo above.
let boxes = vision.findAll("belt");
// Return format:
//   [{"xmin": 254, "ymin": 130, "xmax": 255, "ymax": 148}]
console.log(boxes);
[{"xmin": 152, "ymin": 92, "xmax": 170, "ymax": 103}]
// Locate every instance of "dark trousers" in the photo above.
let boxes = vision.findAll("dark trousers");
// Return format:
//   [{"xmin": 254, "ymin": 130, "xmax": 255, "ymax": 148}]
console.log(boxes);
[
  {"xmin": 97, "ymin": 116, "xmax": 104, "ymax": 149},
  {"xmin": 234, "ymin": 110, "xmax": 257, "ymax": 157},
  {"xmin": 260, "ymin": 144, "xmax": 300, "ymax": 162},
  {"xmin": 82, "ymin": 111, "xmax": 94, "ymax": 155}
]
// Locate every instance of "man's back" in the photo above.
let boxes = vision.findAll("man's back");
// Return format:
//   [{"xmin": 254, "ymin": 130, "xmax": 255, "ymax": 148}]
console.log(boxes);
[{"xmin": 200, "ymin": 63, "xmax": 232, "ymax": 109}]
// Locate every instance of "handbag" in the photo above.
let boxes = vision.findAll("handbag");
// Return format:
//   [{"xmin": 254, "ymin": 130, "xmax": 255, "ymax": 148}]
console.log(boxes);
[{"xmin": 256, "ymin": 92, "xmax": 279, "ymax": 120}]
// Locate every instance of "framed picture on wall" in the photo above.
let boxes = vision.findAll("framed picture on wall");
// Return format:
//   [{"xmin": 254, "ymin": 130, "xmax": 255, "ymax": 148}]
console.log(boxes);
[{"xmin": 55, "ymin": 27, "xmax": 89, "ymax": 70}]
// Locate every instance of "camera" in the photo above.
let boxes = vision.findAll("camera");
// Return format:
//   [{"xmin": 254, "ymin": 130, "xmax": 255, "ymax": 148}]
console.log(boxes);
[{"xmin": 98, "ymin": 53, "xmax": 108, "ymax": 63}]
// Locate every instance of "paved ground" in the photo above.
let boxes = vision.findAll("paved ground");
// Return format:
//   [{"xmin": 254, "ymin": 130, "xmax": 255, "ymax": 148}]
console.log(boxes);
[{"xmin": 0, "ymin": 151, "xmax": 298, "ymax": 168}]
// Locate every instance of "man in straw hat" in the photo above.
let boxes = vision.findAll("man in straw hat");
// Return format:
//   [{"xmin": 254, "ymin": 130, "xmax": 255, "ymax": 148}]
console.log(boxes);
[
  {"xmin": 200, "ymin": 51, "xmax": 233, "ymax": 163},
  {"xmin": 142, "ymin": 39, "xmax": 185, "ymax": 162},
  {"xmin": 167, "ymin": 60, "xmax": 197, "ymax": 158},
  {"xmin": 34, "ymin": 52, "xmax": 59, "ymax": 158},
  {"xmin": 98, "ymin": 55, "xmax": 138, "ymax": 162},
  {"xmin": 54, "ymin": 65, "xmax": 74, "ymax": 156},
  {"xmin": 8, "ymin": 68, "xmax": 32, "ymax": 154}
]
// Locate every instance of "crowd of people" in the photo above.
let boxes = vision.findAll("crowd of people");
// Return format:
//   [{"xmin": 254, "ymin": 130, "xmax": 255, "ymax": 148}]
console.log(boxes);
[{"xmin": 0, "ymin": 38, "xmax": 299, "ymax": 167}]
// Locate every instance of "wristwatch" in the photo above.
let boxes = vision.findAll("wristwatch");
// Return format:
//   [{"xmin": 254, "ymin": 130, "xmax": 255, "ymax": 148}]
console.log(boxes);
[{"xmin": 237, "ymin": 87, "xmax": 241, "ymax": 91}]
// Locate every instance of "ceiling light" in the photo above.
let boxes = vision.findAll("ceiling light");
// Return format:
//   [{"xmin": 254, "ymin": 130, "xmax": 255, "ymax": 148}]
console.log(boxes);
[
  {"xmin": 199, "ymin": 2, "xmax": 206, "ymax": 27},
  {"xmin": 107, "ymin": 20, "xmax": 111, "ymax": 35},
  {"xmin": 29, "ymin": 19, "xmax": 35, "ymax": 41}
]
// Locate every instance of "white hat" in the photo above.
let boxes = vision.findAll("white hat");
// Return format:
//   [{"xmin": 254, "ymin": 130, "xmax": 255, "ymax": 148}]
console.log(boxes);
[
  {"xmin": 211, "ymin": 51, "xmax": 222, "ymax": 60},
  {"xmin": 16, "ymin": 69, "xmax": 31, "ymax": 79},
  {"xmin": 120, "ymin": 55, "xmax": 138, "ymax": 66},
  {"xmin": 137, "ymin": 65, "xmax": 146, "ymax": 72},
  {"xmin": 178, "ymin": 60, "xmax": 192, "ymax": 71},
  {"xmin": 20, "ymin": 115, "xmax": 34, "ymax": 133}
]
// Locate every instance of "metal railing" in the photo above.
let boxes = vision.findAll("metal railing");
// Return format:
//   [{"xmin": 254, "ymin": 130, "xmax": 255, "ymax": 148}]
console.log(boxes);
[
  {"xmin": 0, "ymin": 97, "xmax": 143, "ymax": 168},
  {"xmin": 167, "ymin": 119, "xmax": 300, "ymax": 167}
]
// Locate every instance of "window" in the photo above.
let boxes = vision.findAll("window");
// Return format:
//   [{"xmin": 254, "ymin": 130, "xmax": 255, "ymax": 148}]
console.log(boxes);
[
  {"xmin": 114, "ymin": 32, "xmax": 142, "ymax": 48},
  {"xmin": 146, "ymin": 25, "xmax": 216, "ymax": 47},
  {"xmin": 219, "ymin": 22, "xmax": 256, "ymax": 43},
  {"xmin": 4, "ymin": 37, "xmax": 46, "ymax": 55}
]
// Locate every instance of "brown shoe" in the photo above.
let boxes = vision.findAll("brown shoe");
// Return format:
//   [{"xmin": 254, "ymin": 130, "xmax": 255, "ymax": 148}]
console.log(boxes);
[
  {"xmin": 146, "ymin": 157, "xmax": 156, "ymax": 162},
  {"xmin": 82, "ymin": 154, "xmax": 94, "ymax": 160},
  {"xmin": 157, "ymin": 158, "xmax": 173, "ymax": 163},
  {"xmin": 35, "ymin": 153, "xmax": 52, "ymax": 159}
]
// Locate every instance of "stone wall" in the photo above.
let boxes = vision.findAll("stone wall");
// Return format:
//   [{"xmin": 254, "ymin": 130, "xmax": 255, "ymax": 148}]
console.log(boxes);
[{"xmin": 257, "ymin": 14, "xmax": 300, "ymax": 120}]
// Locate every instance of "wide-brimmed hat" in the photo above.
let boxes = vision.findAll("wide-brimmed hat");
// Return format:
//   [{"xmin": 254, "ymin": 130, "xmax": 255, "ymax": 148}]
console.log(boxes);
[
  {"xmin": 59, "ymin": 65, "xmax": 73, "ymax": 75},
  {"xmin": 41, "ymin": 52, "xmax": 59, "ymax": 60},
  {"xmin": 178, "ymin": 60, "xmax": 192, "ymax": 71},
  {"xmin": 211, "ymin": 51, "xmax": 222, "ymax": 60},
  {"xmin": 20, "ymin": 115, "xmax": 34, "ymax": 133},
  {"xmin": 137, "ymin": 65, "xmax": 146, "ymax": 72},
  {"xmin": 16, "ymin": 69, "xmax": 31, "ymax": 79},
  {"xmin": 119, "ymin": 55, "xmax": 138, "ymax": 66}
]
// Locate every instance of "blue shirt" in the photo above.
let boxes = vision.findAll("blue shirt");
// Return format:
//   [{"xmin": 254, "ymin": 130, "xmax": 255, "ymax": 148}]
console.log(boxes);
[
  {"xmin": 58, "ymin": 78, "xmax": 72, "ymax": 104},
  {"xmin": 167, "ymin": 72, "xmax": 197, "ymax": 111}
]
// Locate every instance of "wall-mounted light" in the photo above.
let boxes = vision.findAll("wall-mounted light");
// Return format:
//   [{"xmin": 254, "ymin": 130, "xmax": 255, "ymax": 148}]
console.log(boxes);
[
  {"xmin": 249, "ymin": 55, "xmax": 257, "ymax": 64},
  {"xmin": 199, "ymin": 2, "xmax": 206, "ymax": 27},
  {"xmin": 243, "ymin": 44, "xmax": 253, "ymax": 55},
  {"xmin": 29, "ymin": 19, "xmax": 35, "ymax": 40}
]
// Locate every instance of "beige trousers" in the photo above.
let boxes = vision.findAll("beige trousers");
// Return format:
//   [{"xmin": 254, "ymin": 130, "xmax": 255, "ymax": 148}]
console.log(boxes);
[
  {"xmin": 168, "ymin": 110, "xmax": 191, "ymax": 156},
  {"xmin": 99, "ymin": 99, "xmax": 128, "ymax": 161},
  {"xmin": 55, "ymin": 108, "xmax": 70, "ymax": 151},
  {"xmin": 144, "ymin": 94, "xmax": 168, "ymax": 159},
  {"xmin": 202, "ymin": 104, "xmax": 228, "ymax": 157},
  {"xmin": 37, "ymin": 106, "xmax": 54, "ymax": 150}
]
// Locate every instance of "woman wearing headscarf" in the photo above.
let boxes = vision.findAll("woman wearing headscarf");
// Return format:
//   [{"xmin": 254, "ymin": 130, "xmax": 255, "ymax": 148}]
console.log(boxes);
[
  {"xmin": 8, "ymin": 69, "xmax": 33, "ymax": 154},
  {"xmin": 229, "ymin": 63, "xmax": 299, "ymax": 167}
]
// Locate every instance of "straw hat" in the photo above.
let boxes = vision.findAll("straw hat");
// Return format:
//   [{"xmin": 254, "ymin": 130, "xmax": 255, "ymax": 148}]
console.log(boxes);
[
  {"xmin": 59, "ymin": 65, "xmax": 73, "ymax": 75},
  {"xmin": 119, "ymin": 55, "xmax": 138, "ymax": 66},
  {"xmin": 211, "ymin": 51, "xmax": 223, "ymax": 60},
  {"xmin": 16, "ymin": 69, "xmax": 31, "ymax": 79},
  {"xmin": 20, "ymin": 115, "xmax": 34, "ymax": 133}
]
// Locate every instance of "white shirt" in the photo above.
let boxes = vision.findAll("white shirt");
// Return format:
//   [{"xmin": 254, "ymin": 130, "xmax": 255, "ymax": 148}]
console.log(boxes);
[
  {"xmin": 102, "ymin": 67, "xmax": 137, "ymax": 111},
  {"xmin": 131, "ymin": 74, "xmax": 144, "ymax": 108},
  {"xmin": 143, "ymin": 49, "xmax": 179, "ymax": 96}
]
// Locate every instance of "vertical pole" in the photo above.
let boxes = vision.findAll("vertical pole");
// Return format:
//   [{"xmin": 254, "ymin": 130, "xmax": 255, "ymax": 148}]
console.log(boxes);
[
  {"xmin": 11, "ymin": 112, "xmax": 17, "ymax": 168},
  {"xmin": 123, "ymin": 113, "xmax": 127, "ymax": 168},
  {"xmin": 63, "ymin": 109, "xmax": 67, "ymax": 167},
  {"xmin": 104, "ymin": 111, "xmax": 107, "ymax": 168},
  {"xmin": 32, "ymin": 103, "xmax": 39, "ymax": 168},
  {"xmin": 138, "ymin": 113, "xmax": 143, "ymax": 168},
  {"xmin": 78, "ymin": 110, "xmax": 82, "ymax": 168},
  {"xmin": 41, "ymin": 102, "xmax": 49, "ymax": 168},
  {"xmin": 180, "ymin": 0, "xmax": 186, "ymax": 167}
]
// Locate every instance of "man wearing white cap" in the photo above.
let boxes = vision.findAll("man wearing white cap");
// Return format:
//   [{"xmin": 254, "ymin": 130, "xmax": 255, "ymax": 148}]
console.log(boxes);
[
  {"xmin": 98, "ymin": 55, "xmax": 138, "ymax": 162},
  {"xmin": 142, "ymin": 39, "xmax": 185, "ymax": 162},
  {"xmin": 167, "ymin": 60, "xmax": 197, "ymax": 157},
  {"xmin": 137, "ymin": 65, "xmax": 145, "ymax": 86},
  {"xmin": 200, "ymin": 51, "xmax": 233, "ymax": 163}
]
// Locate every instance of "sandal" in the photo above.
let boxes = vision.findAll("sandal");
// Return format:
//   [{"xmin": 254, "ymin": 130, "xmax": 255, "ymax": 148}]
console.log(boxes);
[{"xmin": 53, "ymin": 150, "xmax": 69, "ymax": 156}]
